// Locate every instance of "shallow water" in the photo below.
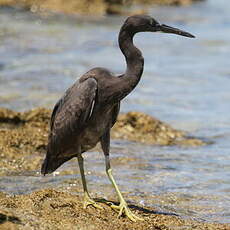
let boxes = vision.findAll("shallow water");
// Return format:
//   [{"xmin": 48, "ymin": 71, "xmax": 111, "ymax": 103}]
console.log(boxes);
[{"xmin": 0, "ymin": 0, "xmax": 230, "ymax": 223}]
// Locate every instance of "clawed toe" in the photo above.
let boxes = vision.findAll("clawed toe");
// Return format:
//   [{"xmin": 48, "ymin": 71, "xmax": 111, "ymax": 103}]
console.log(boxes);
[
  {"xmin": 83, "ymin": 194, "xmax": 103, "ymax": 210},
  {"xmin": 110, "ymin": 200, "xmax": 143, "ymax": 221}
]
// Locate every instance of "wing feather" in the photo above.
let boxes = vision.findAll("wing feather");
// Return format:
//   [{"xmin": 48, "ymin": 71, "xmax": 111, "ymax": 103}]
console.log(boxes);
[
  {"xmin": 51, "ymin": 77, "xmax": 97, "ymax": 149},
  {"xmin": 111, "ymin": 102, "xmax": 120, "ymax": 127},
  {"xmin": 41, "ymin": 77, "xmax": 97, "ymax": 174}
]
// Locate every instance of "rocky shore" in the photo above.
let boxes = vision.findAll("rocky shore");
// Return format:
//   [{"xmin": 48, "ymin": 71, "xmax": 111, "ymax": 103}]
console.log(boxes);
[
  {"xmin": 1, "ymin": 107, "xmax": 227, "ymax": 230},
  {"xmin": 0, "ymin": 0, "xmax": 205, "ymax": 15}
]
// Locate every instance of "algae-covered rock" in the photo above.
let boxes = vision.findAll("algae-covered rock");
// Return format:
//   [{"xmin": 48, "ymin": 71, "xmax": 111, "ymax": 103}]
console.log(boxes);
[
  {"xmin": 0, "ymin": 0, "xmax": 205, "ymax": 15},
  {"xmin": 112, "ymin": 111, "xmax": 206, "ymax": 146},
  {"xmin": 134, "ymin": 0, "xmax": 203, "ymax": 6},
  {"xmin": 0, "ymin": 107, "xmax": 50, "ymax": 176}
]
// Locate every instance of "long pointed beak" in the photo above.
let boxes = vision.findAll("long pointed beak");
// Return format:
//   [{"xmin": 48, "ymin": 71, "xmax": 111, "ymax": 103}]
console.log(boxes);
[{"xmin": 158, "ymin": 24, "xmax": 195, "ymax": 38}]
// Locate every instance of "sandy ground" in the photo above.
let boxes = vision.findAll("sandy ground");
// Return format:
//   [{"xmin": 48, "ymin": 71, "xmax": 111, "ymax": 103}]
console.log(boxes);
[{"xmin": 0, "ymin": 189, "xmax": 229, "ymax": 230}]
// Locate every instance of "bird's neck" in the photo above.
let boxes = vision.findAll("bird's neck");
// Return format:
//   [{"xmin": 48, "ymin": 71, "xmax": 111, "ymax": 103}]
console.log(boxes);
[{"xmin": 119, "ymin": 29, "xmax": 144, "ymax": 87}]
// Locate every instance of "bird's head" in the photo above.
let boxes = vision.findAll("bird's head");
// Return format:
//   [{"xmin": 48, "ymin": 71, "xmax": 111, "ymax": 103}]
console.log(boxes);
[{"xmin": 123, "ymin": 15, "xmax": 195, "ymax": 38}]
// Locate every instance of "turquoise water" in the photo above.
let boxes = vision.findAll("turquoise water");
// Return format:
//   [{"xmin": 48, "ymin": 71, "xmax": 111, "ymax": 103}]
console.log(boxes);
[{"xmin": 0, "ymin": 0, "xmax": 229, "ymax": 223}]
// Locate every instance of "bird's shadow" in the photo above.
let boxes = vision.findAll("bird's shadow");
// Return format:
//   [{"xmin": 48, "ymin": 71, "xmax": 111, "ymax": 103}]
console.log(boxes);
[
  {"xmin": 94, "ymin": 198, "xmax": 179, "ymax": 217},
  {"xmin": 0, "ymin": 212, "xmax": 22, "ymax": 225}
]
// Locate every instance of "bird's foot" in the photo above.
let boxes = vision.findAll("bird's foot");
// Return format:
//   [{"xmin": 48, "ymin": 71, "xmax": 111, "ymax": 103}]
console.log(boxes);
[
  {"xmin": 110, "ymin": 199, "xmax": 143, "ymax": 222},
  {"xmin": 83, "ymin": 193, "xmax": 103, "ymax": 210}
]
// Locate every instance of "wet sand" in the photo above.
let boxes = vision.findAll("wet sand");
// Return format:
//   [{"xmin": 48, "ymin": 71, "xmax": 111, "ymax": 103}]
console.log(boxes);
[{"xmin": 1, "ymin": 107, "xmax": 228, "ymax": 230}]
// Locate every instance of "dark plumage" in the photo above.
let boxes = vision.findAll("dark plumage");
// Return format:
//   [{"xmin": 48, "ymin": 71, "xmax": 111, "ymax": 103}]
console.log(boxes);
[{"xmin": 41, "ymin": 15, "xmax": 195, "ymax": 221}]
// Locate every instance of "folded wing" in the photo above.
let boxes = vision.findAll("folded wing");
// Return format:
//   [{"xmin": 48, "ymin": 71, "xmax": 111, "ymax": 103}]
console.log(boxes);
[{"xmin": 41, "ymin": 77, "xmax": 97, "ymax": 174}]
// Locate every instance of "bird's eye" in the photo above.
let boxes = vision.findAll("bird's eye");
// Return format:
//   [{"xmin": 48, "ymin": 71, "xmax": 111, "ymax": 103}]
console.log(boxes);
[{"xmin": 150, "ymin": 19, "xmax": 157, "ymax": 27}]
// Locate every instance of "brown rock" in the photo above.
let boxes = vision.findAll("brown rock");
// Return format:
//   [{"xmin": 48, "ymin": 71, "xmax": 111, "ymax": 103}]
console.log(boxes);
[
  {"xmin": 112, "ymin": 111, "xmax": 207, "ymax": 146},
  {"xmin": 0, "ymin": 0, "xmax": 205, "ymax": 15}
]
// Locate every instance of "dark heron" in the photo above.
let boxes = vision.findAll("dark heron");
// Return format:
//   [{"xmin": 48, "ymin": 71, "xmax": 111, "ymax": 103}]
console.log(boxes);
[{"xmin": 41, "ymin": 15, "xmax": 195, "ymax": 221}]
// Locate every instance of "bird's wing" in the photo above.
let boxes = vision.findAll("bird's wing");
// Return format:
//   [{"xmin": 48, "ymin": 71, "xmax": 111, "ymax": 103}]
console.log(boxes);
[
  {"xmin": 46, "ymin": 77, "xmax": 97, "ymax": 158},
  {"xmin": 50, "ymin": 98, "xmax": 62, "ymax": 130},
  {"xmin": 111, "ymin": 102, "xmax": 120, "ymax": 127}
]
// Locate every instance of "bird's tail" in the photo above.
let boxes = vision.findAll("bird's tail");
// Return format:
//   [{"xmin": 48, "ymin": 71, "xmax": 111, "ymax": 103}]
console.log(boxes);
[
  {"xmin": 41, "ymin": 148, "xmax": 58, "ymax": 175},
  {"xmin": 41, "ymin": 154, "xmax": 52, "ymax": 176},
  {"xmin": 41, "ymin": 149, "xmax": 75, "ymax": 176}
]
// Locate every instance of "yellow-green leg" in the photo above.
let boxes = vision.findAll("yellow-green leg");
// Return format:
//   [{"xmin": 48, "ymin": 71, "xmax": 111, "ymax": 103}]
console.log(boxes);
[
  {"xmin": 77, "ymin": 154, "xmax": 103, "ymax": 209},
  {"xmin": 105, "ymin": 155, "xmax": 143, "ymax": 221}
]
